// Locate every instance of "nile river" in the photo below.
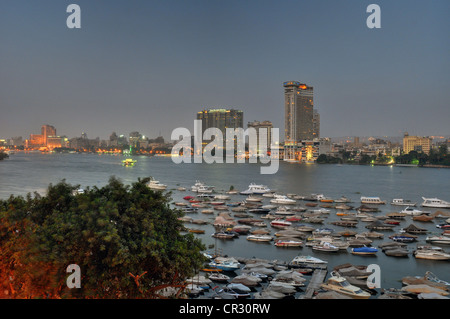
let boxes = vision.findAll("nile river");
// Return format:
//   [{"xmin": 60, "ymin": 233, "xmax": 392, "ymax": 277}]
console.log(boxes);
[{"xmin": 1, "ymin": 152, "xmax": 449, "ymax": 292}]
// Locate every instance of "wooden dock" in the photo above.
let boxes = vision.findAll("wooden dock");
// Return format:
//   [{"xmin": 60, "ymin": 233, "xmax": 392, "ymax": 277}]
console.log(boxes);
[{"xmin": 303, "ymin": 268, "xmax": 328, "ymax": 299}]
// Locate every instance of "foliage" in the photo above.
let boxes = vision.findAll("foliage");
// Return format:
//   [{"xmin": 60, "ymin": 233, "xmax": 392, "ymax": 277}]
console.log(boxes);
[{"xmin": 0, "ymin": 177, "xmax": 205, "ymax": 298}]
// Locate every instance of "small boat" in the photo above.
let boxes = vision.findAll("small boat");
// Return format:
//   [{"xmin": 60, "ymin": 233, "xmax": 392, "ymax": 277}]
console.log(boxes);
[
  {"xmin": 211, "ymin": 231, "xmax": 237, "ymax": 239},
  {"xmin": 288, "ymin": 255, "xmax": 328, "ymax": 269},
  {"xmin": 209, "ymin": 272, "xmax": 230, "ymax": 283},
  {"xmin": 360, "ymin": 196, "xmax": 385, "ymax": 205},
  {"xmin": 245, "ymin": 195, "xmax": 264, "ymax": 202},
  {"xmin": 400, "ymin": 206, "xmax": 428, "ymax": 216},
  {"xmin": 351, "ymin": 246, "xmax": 378, "ymax": 256},
  {"xmin": 400, "ymin": 224, "xmax": 427, "ymax": 234},
  {"xmin": 391, "ymin": 198, "xmax": 417, "ymax": 206},
  {"xmin": 413, "ymin": 214, "xmax": 434, "ymax": 222},
  {"xmin": 413, "ymin": 246, "xmax": 450, "ymax": 260},
  {"xmin": 274, "ymin": 239, "xmax": 303, "ymax": 247},
  {"xmin": 270, "ymin": 195, "xmax": 296, "ymax": 205},
  {"xmin": 334, "ymin": 196, "xmax": 352, "ymax": 203},
  {"xmin": 270, "ymin": 219, "xmax": 292, "ymax": 229},
  {"xmin": 248, "ymin": 208, "xmax": 271, "ymax": 214},
  {"xmin": 389, "ymin": 234, "xmax": 417, "ymax": 243},
  {"xmin": 247, "ymin": 235, "xmax": 273, "ymax": 242},
  {"xmin": 240, "ymin": 183, "xmax": 271, "ymax": 195},
  {"xmin": 188, "ymin": 229, "xmax": 205, "ymax": 234},
  {"xmin": 147, "ymin": 179, "xmax": 167, "ymax": 190},
  {"xmin": 312, "ymin": 241, "xmax": 339, "ymax": 253},
  {"xmin": 426, "ymin": 236, "xmax": 450, "ymax": 245},
  {"xmin": 384, "ymin": 247, "xmax": 409, "ymax": 257},
  {"xmin": 321, "ymin": 272, "xmax": 371, "ymax": 299},
  {"xmin": 214, "ymin": 194, "xmax": 230, "ymax": 200},
  {"xmin": 209, "ymin": 257, "xmax": 241, "ymax": 271},
  {"xmin": 421, "ymin": 197, "xmax": 450, "ymax": 208},
  {"xmin": 122, "ymin": 158, "xmax": 137, "ymax": 166}
]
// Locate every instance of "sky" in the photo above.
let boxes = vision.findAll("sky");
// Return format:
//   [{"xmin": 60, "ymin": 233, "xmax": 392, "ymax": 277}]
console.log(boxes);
[{"xmin": 0, "ymin": 0, "xmax": 449, "ymax": 141}]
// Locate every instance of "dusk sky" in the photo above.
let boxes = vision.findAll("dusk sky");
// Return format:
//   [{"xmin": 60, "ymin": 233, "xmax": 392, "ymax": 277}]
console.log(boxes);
[{"xmin": 1, "ymin": 0, "xmax": 449, "ymax": 141}]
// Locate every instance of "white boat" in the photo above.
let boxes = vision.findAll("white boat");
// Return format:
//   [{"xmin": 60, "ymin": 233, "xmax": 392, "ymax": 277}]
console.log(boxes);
[
  {"xmin": 312, "ymin": 241, "xmax": 339, "ymax": 253},
  {"xmin": 321, "ymin": 272, "xmax": 371, "ymax": 299},
  {"xmin": 147, "ymin": 179, "xmax": 167, "ymax": 190},
  {"xmin": 288, "ymin": 255, "xmax": 328, "ymax": 269},
  {"xmin": 426, "ymin": 236, "xmax": 450, "ymax": 245},
  {"xmin": 209, "ymin": 257, "xmax": 241, "ymax": 271},
  {"xmin": 191, "ymin": 181, "xmax": 214, "ymax": 193},
  {"xmin": 361, "ymin": 196, "xmax": 386, "ymax": 204},
  {"xmin": 274, "ymin": 206, "xmax": 293, "ymax": 215},
  {"xmin": 245, "ymin": 195, "xmax": 264, "ymax": 202},
  {"xmin": 240, "ymin": 183, "xmax": 271, "ymax": 195},
  {"xmin": 214, "ymin": 194, "xmax": 230, "ymax": 200},
  {"xmin": 247, "ymin": 235, "xmax": 273, "ymax": 242},
  {"xmin": 422, "ymin": 197, "xmax": 450, "ymax": 208},
  {"xmin": 400, "ymin": 206, "xmax": 427, "ymax": 216},
  {"xmin": 270, "ymin": 195, "xmax": 296, "ymax": 205},
  {"xmin": 391, "ymin": 198, "xmax": 417, "ymax": 206},
  {"xmin": 270, "ymin": 219, "xmax": 292, "ymax": 228},
  {"xmin": 274, "ymin": 239, "xmax": 303, "ymax": 247},
  {"xmin": 413, "ymin": 246, "xmax": 450, "ymax": 260}
]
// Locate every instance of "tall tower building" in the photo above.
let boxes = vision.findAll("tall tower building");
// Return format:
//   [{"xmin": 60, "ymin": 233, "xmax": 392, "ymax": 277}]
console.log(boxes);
[
  {"xmin": 196, "ymin": 108, "xmax": 244, "ymax": 136},
  {"xmin": 41, "ymin": 124, "xmax": 56, "ymax": 146},
  {"xmin": 283, "ymin": 81, "xmax": 315, "ymax": 161}
]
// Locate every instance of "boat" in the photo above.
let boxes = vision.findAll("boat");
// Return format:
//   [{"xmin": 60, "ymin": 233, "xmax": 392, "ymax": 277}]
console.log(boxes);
[
  {"xmin": 248, "ymin": 208, "xmax": 271, "ymax": 214},
  {"xmin": 391, "ymin": 199, "xmax": 417, "ymax": 206},
  {"xmin": 245, "ymin": 195, "xmax": 264, "ymax": 202},
  {"xmin": 303, "ymin": 194, "xmax": 325, "ymax": 201},
  {"xmin": 208, "ymin": 272, "xmax": 230, "ymax": 283},
  {"xmin": 270, "ymin": 195, "xmax": 296, "ymax": 205},
  {"xmin": 191, "ymin": 181, "xmax": 214, "ymax": 193},
  {"xmin": 270, "ymin": 219, "xmax": 292, "ymax": 229},
  {"xmin": 274, "ymin": 206, "xmax": 293, "ymax": 215},
  {"xmin": 421, "ymin": 197, "xmax": 450, "ymax": 208},
  {"xmin": 288, "ymin": 255, "xmax": 328, "ymax": 269},
  {"xmin": 389, "ymin": 234, "xmax": 417, "ymax": 243},
  {"xmin": 334, "ymin": 196, "xmax": 352, "ymax": 203},
  {"xmin": 351, "ymin": 246, "xmax": 378, "ymax": 256},
  {"xmin": 240, "ymin": 183, "xmax": 271, "ymax": 195},
  {"xmin": 122, "ymin": 158, "xmax": 137, "ymax": 166},
  {"xmin": 246, "ymin": 235, "xmax": 273, "ymax": 242},
  {"xmin": 312, "ymin": 241, "xmax": 339, "ymax": 253},
  {"xmin": 400, "ymin": 206, "xmax": 428, "ymax": 216},
  {"xmin": 209, "ymin": 257, "xmax": 241, "ymax": 271},
  {"xmin": 413, "ymin": 214, "xmax": 434, "ymax": 222},
  {"xmin": 426, "ymin": 236, "xmax": 450, "ymax": 245},
  {"xmin": 211, "ymin": 231, "xmax": 237, "ymax": 239},
  {"xmin": 147, "ymin": 179, "xmax": 167, "ymax": 190},
  {"xmin": 214, "ymin": 194, "xmax": 230, "ymax": 200},
  {"xmin": 413, "ymin": 246, "xmax": 450, "ymax": 261},
  {"xmin": 274, "ymin": 239, "xmax": 303, "ymax": 247},
  {"xmin": 321, "ymin": 272, "xmax": 371, "ymax": 299},
  {"xmin": 360, "ymin": 196, "xmax": 386, "ymax": 204}
]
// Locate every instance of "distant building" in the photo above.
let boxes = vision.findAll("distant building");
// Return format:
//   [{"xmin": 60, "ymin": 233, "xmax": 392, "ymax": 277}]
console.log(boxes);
[
  {"xmin": 403, "ymin": 132, "xmax": 432, "ymax": 154},
  {"xmin": 313, "ymin": 110, "xmax": 320, "ymax": 139},
  {"xmin": 41, "ymin": 125, "xmax": 56, "ymax": 146},
  {"xmin": 247, "ymin": 120, "xmax": 273, "ymax": 155},
  {"xmin": 197, "ymin": 108, "xmax": 244, "ymax": 135}
]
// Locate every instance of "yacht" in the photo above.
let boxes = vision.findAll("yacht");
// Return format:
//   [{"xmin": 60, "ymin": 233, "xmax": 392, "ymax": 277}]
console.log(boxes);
[
  {"xmin": 391, "ymin": 198, "xmax": 417, "ymax": 206},
  {"xmin": 421, "ymin": 197, "xmax": 450, "ymax": 208},
  {"xmin": 191, "ymin": 180, "xmax": 214, "ymax": 193},
  {"xmin": 426, "ymin": 236, "xmax": 450, "ymax": 245},
  {"xmin": 288, "ymin": 255, "xmax": 328, "ymax": 269},
  {"xmin": 270, "ymin": 195, "xmax": 296, "ymax": 205},
  {"xmin": 147, "ymin": 179, "xmax": 167, "ymax": 190},
  {"xmin": 413, "ymin": 246, "xmax": 450, "ymax": 260},
  {"xmin": 321, "ymin": 273, "xmax": 371, "ymax": 299},
  {"xmin": 240, "ymin": 183, "xmax": 271, "ymax": 195},
  {"xmin": 361, "ymin": 196, "xmax": 386, "ymax": 204},
  {"xmin": 400, "ymin": 206, "xmax": 428, "ymax": 216}
]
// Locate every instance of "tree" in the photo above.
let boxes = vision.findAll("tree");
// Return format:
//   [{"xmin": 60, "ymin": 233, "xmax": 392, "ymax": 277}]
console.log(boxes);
[{"xmin": 0, "ymin": 177, "xmax": 205, "ymax": 298}]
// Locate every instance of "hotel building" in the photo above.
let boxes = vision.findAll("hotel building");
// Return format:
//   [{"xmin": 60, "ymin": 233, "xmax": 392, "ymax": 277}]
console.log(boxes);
[{"xmin": 403, "ymin": 132, "xmax": 432, "ymax": 154}]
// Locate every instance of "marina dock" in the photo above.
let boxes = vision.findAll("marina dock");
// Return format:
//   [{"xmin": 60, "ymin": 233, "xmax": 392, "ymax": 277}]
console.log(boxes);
[{"xmin": 303, "ymin": 267, "xmax": 328, "ymax": 299}]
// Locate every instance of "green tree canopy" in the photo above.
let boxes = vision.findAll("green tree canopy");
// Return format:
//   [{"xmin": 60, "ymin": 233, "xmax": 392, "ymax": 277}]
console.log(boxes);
[{"xmin": 0, "ymin": 177, "xmax": 205, "ymax": 298}]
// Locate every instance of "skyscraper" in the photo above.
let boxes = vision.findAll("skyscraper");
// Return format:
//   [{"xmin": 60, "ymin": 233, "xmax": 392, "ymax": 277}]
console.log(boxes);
[
  {"xmin": 283, "ymin": 81, "xmax": 317, "ymax": 161},
  {"xmin": 41, "ymin": 124, "xmax": 56, "ymax": 146},
  {"xmin": 196, "ymin": 108, "xmax": 244, "ymax": 136}
]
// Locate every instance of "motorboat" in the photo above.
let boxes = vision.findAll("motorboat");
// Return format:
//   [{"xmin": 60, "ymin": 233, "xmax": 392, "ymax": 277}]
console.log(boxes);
[
  {"xmin": 270, "ymin": 195, "xmax": 296, "ymax": 205},
  {"xmin": 122, "ymin": 158, "xmax": 137, "ymax": 166},
  {"xmin": 400, "ymin": 206, "xmax": 428, "ymax": 216},
  {"xmin": 391, "ymin": 198, "xmax": 417, "ymax": 206},
  {"xmin": 214, "ymin": 194, "xmax": 230, "ymax": 200},
  {"xmin": 246, "ymin": 235, "xmax": 273, "ymax": 242},
  {"xmin": 312, "ymin": 241, "xmax": 339, "ymax": 253},
  {"xmin": 209, "ymin": 257, "xmax": 241, "ymax": 271},
  {"xmin": 360, "ymin": 196, "xmax": 386, "ymax": 204},
  {"xmin": 351, "ymin": 246, "xmax": 378, "ymax": 256},
  {"xmin": 209, "ymin": 272, "xmax": 230, "ymax": 283},
  {"xmin": 422, "ymin": 197, "xmax": 450, "ymax": 208},
  {"xmin": 191, "ymin": 181, "xmax": 214, "ymax": 193},
  {"xmin": 274, "ymin": 239, "xmax": 303, "ymax": 247},
  {"xmin": 274, "ymin": 206, "xmax": 294, "ymax": 215},
  {"xmin": 303, "ymin": 194, "xmax": 325, "ymax": 201},
  {"xmin": 334, "ymin": 196, "xmax": 352, "ymax": 203},
  {"xmin": 288, "ymin": 255, "xmax": 328, "ymax": 269},
  {"xmin": 413, "ymin": 246, "xmax": 450, "ymax": 261},
  {"xmin": 321, "ymin": 272, "xmax": 371, "ymax": 299},
  {"xmin": 240, "ymin": 183, "xmax": 271, "ymax": 195},
  {"xmin": 245, "ymin": 195, "xmax": 264, "ymax": 202},
  {"xmin": 426, "ymin": 236, "xmax": 450, "ymax": 245},
  {"xmin": 147, "ymin": 179, "xmax": 167, "ymax": 190},
  {"xmin": 270, "ymin": 219, "xmax": 292, "ymax": 229}
]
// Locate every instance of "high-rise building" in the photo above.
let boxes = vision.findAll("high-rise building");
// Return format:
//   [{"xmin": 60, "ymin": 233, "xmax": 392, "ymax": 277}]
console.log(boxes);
[
  {"xmin": 283, "ymin": 81, "xmax": 316, "ymax": 161},
  {"xmin": 403, "ymin": 132, "xmax": 432, "ymax": 154},
  {"xmin": 247, "ymin": 120, "xmax": 273, "ymax": 155},
  {"xmin": 197, "ymin": 109, "xmax": 244, "ymax": 135},
  {"xmin": 41, "ymin": 125, "xmax": 56, "ymax": 146}
]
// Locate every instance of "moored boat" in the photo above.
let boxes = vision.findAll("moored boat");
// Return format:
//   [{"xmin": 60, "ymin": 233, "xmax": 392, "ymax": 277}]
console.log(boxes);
[
  {"xmin": 321, "ymin": 272, "xmax": 371, "ymax": 299},
  {"xmin": 351, "ymin": 246, "xmax": 378, "ymax": 256},
  {"xmin": 421, "ymin": 197, "xmax": 450, "ymax": 208}
]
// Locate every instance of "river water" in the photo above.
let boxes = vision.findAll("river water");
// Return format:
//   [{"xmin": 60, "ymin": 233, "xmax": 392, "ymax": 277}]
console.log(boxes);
[{"xmin": 1, "ymin": 152, "xmax": 449, "ymax": 293}]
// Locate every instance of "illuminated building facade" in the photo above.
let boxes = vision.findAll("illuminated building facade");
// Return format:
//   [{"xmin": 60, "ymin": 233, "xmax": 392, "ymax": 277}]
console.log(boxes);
[
  {"xmin": 247, "ymin": 120, "xmax": 273, "ymax": 156},
  {"xmin": 403, "ymin": 132, "xmax": 432, "ymax": 154},
  {"xmin": 283, "ymin": 81, "xmax": 319, "ymax": 161}
]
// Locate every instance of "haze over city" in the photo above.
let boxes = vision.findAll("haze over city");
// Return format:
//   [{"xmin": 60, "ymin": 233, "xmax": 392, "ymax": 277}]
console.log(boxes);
[{"xmin": 1, "ymin": 0, "xmax": 449, "ymax": 141}]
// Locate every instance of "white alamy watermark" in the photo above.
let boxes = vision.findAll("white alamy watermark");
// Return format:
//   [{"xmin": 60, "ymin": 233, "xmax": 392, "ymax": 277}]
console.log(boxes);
[{"xmin": 171, "ymin": 120, "xmax": 280, "ymax": 174}]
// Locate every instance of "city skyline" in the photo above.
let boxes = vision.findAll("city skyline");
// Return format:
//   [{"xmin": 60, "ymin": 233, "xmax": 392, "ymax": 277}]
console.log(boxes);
[{"xmin": 1, "ymin": 1, "xmax": 449, "ymax": 140}]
